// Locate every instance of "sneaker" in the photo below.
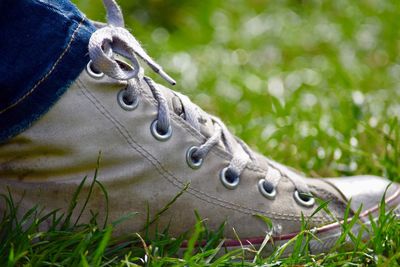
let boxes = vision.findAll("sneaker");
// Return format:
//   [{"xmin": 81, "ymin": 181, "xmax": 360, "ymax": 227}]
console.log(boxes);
[{"xmin": 1, "ymin": 0, "xmax": 399, "ymax": 255}]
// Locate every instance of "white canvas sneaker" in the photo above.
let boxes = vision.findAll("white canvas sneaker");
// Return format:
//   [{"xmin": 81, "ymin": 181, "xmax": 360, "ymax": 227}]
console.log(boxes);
[{"xmin": 0, "ymin": 0, "xmax": 399, "ymax": 255}]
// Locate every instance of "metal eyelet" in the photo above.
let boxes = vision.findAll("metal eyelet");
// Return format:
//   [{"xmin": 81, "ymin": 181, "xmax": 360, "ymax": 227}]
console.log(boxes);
[
  {"xmin": 86, "ymin": 60, "xmax": 104, "ymax": 79},
  {"xmin": 220, "ymin": 167, "xmax": 240, "ymax": 190},
  {"xmin": 294, "ymin": 190, "xmax": 315, "ymax": 207},
  {"xmin": 150, "ymin": 119, "xmax": 172, "ymax": 141},
  {"xmin": 258, "ymin": 179, "xmax": 276, "ymax": 200},
  {"xmin": 117, "ymin": 89, "xmax": 139, "ymax": 111},
  {"xmin": 186, "ymin": 146, "xmax": 203, "ymax": 169}
]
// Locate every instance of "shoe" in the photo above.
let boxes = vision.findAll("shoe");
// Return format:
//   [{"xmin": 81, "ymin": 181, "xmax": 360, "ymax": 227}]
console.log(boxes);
[{"xmin": 0, "ymin": 0, "xmax": 399, "ymax": 255}]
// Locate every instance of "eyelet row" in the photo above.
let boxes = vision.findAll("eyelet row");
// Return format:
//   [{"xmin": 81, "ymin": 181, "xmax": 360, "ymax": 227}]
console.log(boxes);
[
  {"xmin": 90, "ymin": 61, "xmax": 171, "ymax": 142},
  {"xmin": 186, "ymin": 147, "xmax": 240, "ymax": 189},
  {"xmin": 87, "ymin": 60, "xmax": 140, "ymax": 112},
  {"xmin": 257, "ymin": 179, "xmax": 314, "ymax": 206},
  {"xmin": 158, "ymin": 136, "xmax": 315, "ymax": 206},
  {"xmin": 88, "ymin": 62, "xmax": 315, "ymax": 208}
]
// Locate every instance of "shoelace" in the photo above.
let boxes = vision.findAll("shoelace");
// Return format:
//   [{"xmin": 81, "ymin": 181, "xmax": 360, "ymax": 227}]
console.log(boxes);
[{"xmin": 88, "ymin": 0, "xmax": 311, "ymax": 200}]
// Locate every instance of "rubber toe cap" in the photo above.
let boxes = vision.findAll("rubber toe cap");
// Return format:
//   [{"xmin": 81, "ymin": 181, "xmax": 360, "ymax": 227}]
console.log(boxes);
[{"xmin": 324, "ymin": 175, "xmax": 400, "ymax": 212}]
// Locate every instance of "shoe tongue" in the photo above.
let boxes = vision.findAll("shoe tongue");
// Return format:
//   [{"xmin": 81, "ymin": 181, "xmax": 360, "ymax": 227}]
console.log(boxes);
[{"xmin": 153, "ymin": 83, "xmax": 215, "ymax": 138}]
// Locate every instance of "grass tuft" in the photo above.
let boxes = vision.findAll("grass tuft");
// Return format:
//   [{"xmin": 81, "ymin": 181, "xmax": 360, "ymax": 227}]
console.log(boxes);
[{"xmin": 0, "ymin": 166, "xmax": 399, "ymax": 266}]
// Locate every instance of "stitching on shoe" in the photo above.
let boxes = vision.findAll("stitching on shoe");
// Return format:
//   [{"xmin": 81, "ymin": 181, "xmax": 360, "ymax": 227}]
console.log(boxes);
[
  {"xmin": 77, "ymin": 79, "xmax": 328, "ymax": 223},
  {"xmin": 309, "ymin": 185, "xmax": 347, "ymax": 220},
  {"xmin": 0, "ymin": 18, "xmax": 85, "ymax": 115},
  {"xmin": 78, "ymin": 79, "xmax": 329, "ymax": 222}
]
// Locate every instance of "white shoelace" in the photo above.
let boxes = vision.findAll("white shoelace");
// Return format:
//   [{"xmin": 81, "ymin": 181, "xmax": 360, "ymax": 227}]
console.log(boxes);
[{"xmin": 88, "ymin": 0, "xmax": 311, "ymax": 197}]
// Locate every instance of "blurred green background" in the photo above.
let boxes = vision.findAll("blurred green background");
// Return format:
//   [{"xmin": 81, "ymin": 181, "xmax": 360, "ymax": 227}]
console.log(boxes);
[{"xmin": 73, "ymin": 0, "xmax": 400, "ymax": 180}]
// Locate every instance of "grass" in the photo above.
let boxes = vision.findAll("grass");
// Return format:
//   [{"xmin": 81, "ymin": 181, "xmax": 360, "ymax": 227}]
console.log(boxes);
[
  {"xmin": 3, "ymin": 0, "xmax": 400, "ymax": 265},
  {"xmin": 1, "ymin": 168, "xmax": 400, "ymax": 266}
]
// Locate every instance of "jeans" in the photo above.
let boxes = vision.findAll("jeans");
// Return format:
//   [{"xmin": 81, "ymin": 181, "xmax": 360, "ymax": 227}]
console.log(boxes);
[{"xmin": 0, "ymin": 0, "xmax": 95, "ymax": 143}]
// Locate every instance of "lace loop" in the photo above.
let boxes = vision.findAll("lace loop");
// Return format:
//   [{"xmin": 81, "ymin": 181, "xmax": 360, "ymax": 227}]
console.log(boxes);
[{"xmin": 89, "ymin": 0, "xmax": 175, "ymax": 84}]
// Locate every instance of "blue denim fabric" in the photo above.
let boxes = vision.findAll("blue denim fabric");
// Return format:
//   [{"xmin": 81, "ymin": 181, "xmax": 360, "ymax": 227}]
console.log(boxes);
[{"xmin": 0, "ymin": 0, "xmax": 96, "ymax": 143}]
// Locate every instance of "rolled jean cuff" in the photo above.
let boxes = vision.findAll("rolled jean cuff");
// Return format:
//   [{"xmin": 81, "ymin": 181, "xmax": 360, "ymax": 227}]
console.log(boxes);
[{"xmin": 0, "ymin": 0, "xmax": 96, "ymax": 143}]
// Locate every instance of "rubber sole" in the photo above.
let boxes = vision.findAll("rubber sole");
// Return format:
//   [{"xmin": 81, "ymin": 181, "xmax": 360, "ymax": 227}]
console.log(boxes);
[{"xmin": 181, "ymin": 187, "xmax": 400, "ymax": 256}]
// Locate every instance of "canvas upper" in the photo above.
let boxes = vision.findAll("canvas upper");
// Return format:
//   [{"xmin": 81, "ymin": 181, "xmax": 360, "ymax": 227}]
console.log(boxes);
[{"xmin": 0, "ymin": 0, "xmax": 399, "ymax": 254}]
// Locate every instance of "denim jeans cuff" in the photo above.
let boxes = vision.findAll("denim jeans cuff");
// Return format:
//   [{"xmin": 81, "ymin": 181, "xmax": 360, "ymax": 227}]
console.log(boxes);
[{"xmin": 0, "ymin": 0, "xmax": 96, "ymax": 143}]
